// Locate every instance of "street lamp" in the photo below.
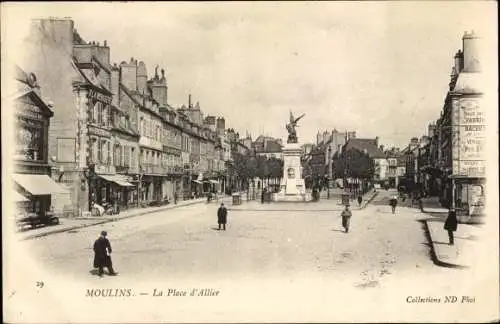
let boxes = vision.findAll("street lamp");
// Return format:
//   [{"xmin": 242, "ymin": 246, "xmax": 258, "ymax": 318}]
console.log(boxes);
[
  {"xmin": 327, "ymin": 146, "xmax": 332, "ymax": 199},
  {"xmin": 83, "ymin": 163, "xmax": 96, "ymax": 212},
  {"xmin": 137, "ymin": 166, "xmax": 144, "ymax": 207}
]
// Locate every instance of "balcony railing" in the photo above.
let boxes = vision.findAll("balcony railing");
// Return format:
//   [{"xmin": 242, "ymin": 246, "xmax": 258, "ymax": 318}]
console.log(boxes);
[
  {"xmin": 141, "ymin": 163, "xmax": 166, "ymax": 175},
  {"xmin": 115, "ymin": 165, "xmax": 130, "ymax": 173}
]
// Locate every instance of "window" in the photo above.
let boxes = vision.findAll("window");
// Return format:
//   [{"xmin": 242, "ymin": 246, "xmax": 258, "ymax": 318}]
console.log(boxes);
[
  {"xmin": 114, "ymin": 145, "xmax": 121, "ymax": 166},
  {"xmin": 15, "ymin": 118, "xmax": 44, "ymax": 161},
  {"xmin": 124, "ymin": 146, "xmax": 130, "ymax": 167},
  {"xmin": 57, "ymin": 138, "xmax": 76, "ymax": 162},
  {"xmin": 96, "ymin": 102, "xmax": 103, "ymax": 125},
  {"xmin": 130, "ymin": 147, "xmax": 135, "ymax": 167},
  {"xmin": 92, "ymin": 101, "xmax": 98, "ymax": 123}
]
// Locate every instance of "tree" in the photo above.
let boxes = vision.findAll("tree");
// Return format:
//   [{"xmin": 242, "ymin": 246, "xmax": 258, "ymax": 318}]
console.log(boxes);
[{"xmin": 332, "ymin": 148, "xmax": 374, "ymax": 192}]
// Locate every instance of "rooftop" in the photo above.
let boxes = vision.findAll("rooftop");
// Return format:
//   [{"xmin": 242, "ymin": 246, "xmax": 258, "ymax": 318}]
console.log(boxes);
[{"xmin": 344, "ymin": 138, "xmax": 385, "ymax": 159}]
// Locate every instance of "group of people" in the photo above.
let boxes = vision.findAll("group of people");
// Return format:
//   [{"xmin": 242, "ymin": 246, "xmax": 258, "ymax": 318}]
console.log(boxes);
[{"xmin": 93, "ymin": 190, "xmax": 460, "ymax": 278}]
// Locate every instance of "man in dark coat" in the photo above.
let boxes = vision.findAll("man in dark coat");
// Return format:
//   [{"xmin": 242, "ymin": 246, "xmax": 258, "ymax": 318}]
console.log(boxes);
[
  {"xmin": 217, "ymin": 203, "xmax": 228, "ymax": 231},
  {"xmin": 444, "ymin": 208, "xmax": 458, "ymax": 245},
  {"xmin": 93, "ymin": 231, "xmax": 117, "ymax": 277},
  {"xmin": 261, "ymin": 188, "xmax": 266, "ymax": 204}
]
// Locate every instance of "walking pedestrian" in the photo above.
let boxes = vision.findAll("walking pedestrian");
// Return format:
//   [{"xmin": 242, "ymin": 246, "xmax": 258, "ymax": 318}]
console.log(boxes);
[
  {"xmin": 390, "ymin": 195, "xmax": 398, "ymax": 214},
  {"xmin": 357, "ymin": 195, "xmax": 363, "ymax": 207},
  {"xmin": 444, "ymin": 208, "xmax": 458, "ymax": 245},
  {"xmin": 261, "ymin": 188, "xmax": 266, "ymax": 204},
  {"xmin": 341, "ymin": 204, "xmax": 352, "ymax": 233},
  {"xmin": 217, "ymin": 203, "xmax": 228, "ymax": 231},
  {"xmin": 93, "ymin": 231, "xmax": 117, "ymax": 277}
]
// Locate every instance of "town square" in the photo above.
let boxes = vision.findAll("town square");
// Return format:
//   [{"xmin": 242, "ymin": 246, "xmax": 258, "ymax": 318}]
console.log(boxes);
[{"xmin": 2, "ymin": 2, "xmax": 498, "ymax": 323}]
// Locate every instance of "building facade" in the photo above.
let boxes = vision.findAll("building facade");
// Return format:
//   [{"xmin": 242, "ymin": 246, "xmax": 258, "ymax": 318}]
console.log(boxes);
[{"xmin": 11, "ymin": 65, "xmax": 68, "ymax": 217}]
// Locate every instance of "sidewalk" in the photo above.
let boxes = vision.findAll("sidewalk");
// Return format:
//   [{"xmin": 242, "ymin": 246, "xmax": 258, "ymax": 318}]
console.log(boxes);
[
  {"xmin": 17, "ymin": 197, "xmax": 209, "ymax": 241},
  {"xmin": 421, "ymin": 196, "xmax": 448, "ymax": 214},
  {"xmin": 424, "ymin": 219, "xmax": 482, "ymax": 268}
]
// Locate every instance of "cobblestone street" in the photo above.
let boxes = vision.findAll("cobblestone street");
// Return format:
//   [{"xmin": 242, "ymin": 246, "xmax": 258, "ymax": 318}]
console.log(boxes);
[{"xmin": 10, "ymin": 190, "xmax": 493, "ymax": 322}]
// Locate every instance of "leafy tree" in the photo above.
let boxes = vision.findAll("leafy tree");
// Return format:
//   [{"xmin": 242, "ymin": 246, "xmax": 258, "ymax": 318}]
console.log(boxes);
[{"xmin": 332, "ymin": 148, "xmax": 374, "ymax": 180}]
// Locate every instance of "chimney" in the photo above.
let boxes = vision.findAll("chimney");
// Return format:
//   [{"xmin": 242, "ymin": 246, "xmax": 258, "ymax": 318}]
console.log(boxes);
[
  {"xmin": 120, "ymin": 60, "xmax": 137, "ymax": 91},
  {"xmin": 110, "ymin": 64, "xmax": 120, "ymax": 107},
  {"xmin": 136, "ymin": 61, "xmax": 147, "ymax": 94},
  {"xmin": 188, "ymin": 94, "xmax": 192, "ymax": 108},
  {"xmin": 454, "ymin": 50, "xmax": 464, "ymax": 74},
  {"xmin": 462, "ymin": 31, "xmax": 481, "ymax": 72},
  {"xmin": 375, "ymin": 136, "xmax": 379, "ymax": 147}
]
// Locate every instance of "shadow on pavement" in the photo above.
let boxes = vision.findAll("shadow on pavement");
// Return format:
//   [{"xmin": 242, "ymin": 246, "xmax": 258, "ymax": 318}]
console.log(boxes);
[
  {"xmin": 89, "ymin": 269, "xmax": 100, "ymax": 276},
  {"xmin": 418, "ymin": 219, "xmax": 468, "ymax": 270}
]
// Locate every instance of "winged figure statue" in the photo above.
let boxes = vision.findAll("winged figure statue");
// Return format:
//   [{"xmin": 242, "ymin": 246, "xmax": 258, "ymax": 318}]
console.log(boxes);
[{"xmin": 286, "ymin": 111, "xmax": 305, "ymax": 143}]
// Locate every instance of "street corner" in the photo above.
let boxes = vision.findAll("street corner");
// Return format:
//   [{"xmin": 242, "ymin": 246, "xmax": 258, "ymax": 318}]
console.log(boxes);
[{"xmin": 424, "ymin": 220, "xmax": 472, "ymax": 269}]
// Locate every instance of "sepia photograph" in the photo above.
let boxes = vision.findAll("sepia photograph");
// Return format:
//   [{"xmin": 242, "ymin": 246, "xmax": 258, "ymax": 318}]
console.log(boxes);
[{"xmin": 2, "ymin": 1, "xmax": 498, "ymax": 323}]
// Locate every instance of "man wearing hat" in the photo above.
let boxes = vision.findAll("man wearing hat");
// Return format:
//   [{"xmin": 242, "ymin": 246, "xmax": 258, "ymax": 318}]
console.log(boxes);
[
  {"xmin": 217, "ymin": 203, "xmax": 228, "ymax": 231},
  {"xmin": 444, "ymin": 207, "xmax": 458, "ymax": 245},
  {"xmin": 341, "ymin": 204, "xmax": 352, "ymax": 233},
  {"xmin": 93, "ymin": 231, "xmax": 117, "ymax": 276}
]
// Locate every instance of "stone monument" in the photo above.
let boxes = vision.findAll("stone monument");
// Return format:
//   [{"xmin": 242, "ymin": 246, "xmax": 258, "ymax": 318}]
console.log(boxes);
[{"xmin": 272, "ymin": 111, "xmax": 312, "ymax": 202}]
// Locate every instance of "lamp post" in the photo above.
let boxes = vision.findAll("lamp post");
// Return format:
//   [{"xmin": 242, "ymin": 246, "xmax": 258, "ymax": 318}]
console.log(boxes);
[
  {"xmin": 137, "ymin": 166, "xmax": 144, "ymax": 207},
  {"xmin": 327, "ymin": 146, "xmax": 332, "ymax": 199},
  {"xmin": 84, "ymin": 163, "xmax": 96, "ymax": 212}
]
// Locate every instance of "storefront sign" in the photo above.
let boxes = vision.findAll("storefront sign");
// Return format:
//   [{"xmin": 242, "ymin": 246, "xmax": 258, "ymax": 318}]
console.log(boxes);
[
  {"xmin": 89, "ymin": 89, "xmax": 112, "ymax": 104},
  {"xmin": 452, "ymin": 97, "xmax": 485, "ymax": 177}
]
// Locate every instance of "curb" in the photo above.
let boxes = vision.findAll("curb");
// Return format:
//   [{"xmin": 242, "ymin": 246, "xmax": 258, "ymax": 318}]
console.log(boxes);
[
  {"xmin": 421, "ymin": 219, "xmax": 468, "ymax": 269},
  {"xmin": 19, "ymin": 199, "xmax": 207, "ymax": 240}
]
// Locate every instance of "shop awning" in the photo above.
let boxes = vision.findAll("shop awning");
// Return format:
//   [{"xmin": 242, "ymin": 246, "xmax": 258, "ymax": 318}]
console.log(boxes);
[
  {"xmin": 209, "ymin": 180, "xmax": 219, "ymax": 184},
  {"xmin": 192, "ymin": 180, "xmax": 203, "ymax": 184},
  {"xmin": 12, "ymin": 189, "xmax": 29, "ymax": 202},
  {"xmin": 98, "ymin": 174, "xmax": 135, "ymax": 187},
  {"xmin": 12, "ymin": 174, "xmax": 68, "ymax": 196}
]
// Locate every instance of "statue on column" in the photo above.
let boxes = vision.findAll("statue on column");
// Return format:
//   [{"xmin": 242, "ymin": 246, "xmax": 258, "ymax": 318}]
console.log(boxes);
[{"xmin": 286, "ymin": 111, "xmax": 305, "ymax": 144}]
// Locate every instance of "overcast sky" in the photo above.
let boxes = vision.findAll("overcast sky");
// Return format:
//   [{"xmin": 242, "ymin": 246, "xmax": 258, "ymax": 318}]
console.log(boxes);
[{"xmin": 3, "ymin": 2, "xmax": 497, "ymax": 148}]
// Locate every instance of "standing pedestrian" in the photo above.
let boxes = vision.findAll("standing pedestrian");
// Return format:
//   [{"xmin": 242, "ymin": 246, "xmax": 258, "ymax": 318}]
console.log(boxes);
[
  {"xmin": 357, "ymin": 195, "xmax": 363, "ymax": 207},
  {"xmin": 341, "ymin": 204, "xmax": 352, "ymax": 233},
  {"xmin": 444, "ymin": 208, "xmax": 458, "ymax": 245},
  {"xmin": 174, "ymin": 191, "xmax": 178, "ymax": 204},
  {"xmin": 217, "ymin": 203, "xmax": 228, "ymax": 231},
  {"xmin": 390, "ymin": 195, "xmax": 398, "ymax": 214},
  {"xmin": 261, "ymin": 188, "xmax": 266, "ymax": 204},
  {"xmin": 93, "ymin": 231, "xmax": 117, "ymax": 277}
]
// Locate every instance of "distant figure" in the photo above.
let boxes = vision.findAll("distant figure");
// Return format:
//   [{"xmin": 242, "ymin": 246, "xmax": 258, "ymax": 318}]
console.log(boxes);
[
  {"xmin": 93, "ymin": 231, "xmax": 117, "ymax": 277},
  {"xmin": 217, "ymin": 203, "xmax": 228, "ymax": 231},
  {"xmin": 389, "ymin": 195, "xmax": 398, "ymax": 214},
  {"xmin": 357, "ymin": 195, "xmax": 363, "ymax": 206},
  {"xmin": 261, "ymin": 188, "xmax": 266, "ymax": 204},
  {"xmin": 174, "ymin": 191, "xmax": 178, "ymax": 204},
  {"xmin": 341, "ymin": 205, "xmax": 352, "ymax": 233},
  {"xmin": 444, "ymin": 208, "xmax": 458, "ymax": 245}
]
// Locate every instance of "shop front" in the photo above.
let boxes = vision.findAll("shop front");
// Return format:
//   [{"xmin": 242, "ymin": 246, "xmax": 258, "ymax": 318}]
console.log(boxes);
[
  {"xmin": 95, "ymin": 173, "xmax": 136, "ymax": 210},
  {"xmin": 12, "ymin": 173, "xmax": 68, "ymax": 218}
]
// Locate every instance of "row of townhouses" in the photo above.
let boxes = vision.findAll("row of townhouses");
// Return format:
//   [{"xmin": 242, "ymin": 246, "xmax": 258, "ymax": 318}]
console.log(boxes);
[
  {"xmin": 10, "ymin": 18, "xmax": 251, "ymax": 219},
  {"xmin": 403, "ymin": 31, "xmax": 485, "ymax": 218}
]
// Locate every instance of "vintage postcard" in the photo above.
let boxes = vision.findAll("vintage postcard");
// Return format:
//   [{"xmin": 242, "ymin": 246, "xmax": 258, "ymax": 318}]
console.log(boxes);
[{"xmin": 2, "ymin": 1, "xmax": 498, "ymax": 323}]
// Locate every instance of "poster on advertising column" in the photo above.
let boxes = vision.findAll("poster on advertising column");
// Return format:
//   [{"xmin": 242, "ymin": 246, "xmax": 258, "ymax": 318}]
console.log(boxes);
[{"xmin": 452, "ymin": 97, "xmax": 486, "ymax": 177}]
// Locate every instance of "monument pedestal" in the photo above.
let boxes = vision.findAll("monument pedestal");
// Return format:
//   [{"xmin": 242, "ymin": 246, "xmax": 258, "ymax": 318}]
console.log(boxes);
[{"xmin": 272, "ymin": 142, "xmax": 312, "ymax": 202}]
